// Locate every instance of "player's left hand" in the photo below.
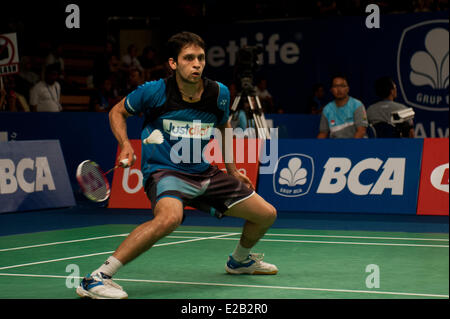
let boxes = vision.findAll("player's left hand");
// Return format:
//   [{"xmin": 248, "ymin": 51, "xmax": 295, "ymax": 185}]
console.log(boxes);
[{"xmin": 232, "ymin": 171, "xmax": 255, "ymax": 190}]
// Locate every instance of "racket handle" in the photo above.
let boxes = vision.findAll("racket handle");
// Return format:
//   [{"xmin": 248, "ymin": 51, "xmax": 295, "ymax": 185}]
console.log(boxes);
[{"xmin": 120, "ymin": 155, "xmax": 137, "ymax": 168}]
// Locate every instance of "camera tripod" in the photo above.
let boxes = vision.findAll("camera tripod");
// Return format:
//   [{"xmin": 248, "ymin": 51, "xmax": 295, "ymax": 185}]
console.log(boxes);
[{"xmin": 229, "ymin": 87, "xmax": 271, "ymax": 140}]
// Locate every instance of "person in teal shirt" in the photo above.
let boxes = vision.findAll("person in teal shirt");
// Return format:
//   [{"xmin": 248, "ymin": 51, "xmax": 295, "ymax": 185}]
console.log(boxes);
[{"xmin": 317, "ymin": 74, "xmax": 368, "ymax": 139}]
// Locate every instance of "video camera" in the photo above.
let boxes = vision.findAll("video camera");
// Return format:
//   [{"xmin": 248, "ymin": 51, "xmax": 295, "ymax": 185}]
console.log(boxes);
[
  {"xmin": 390, "ymin": 108, "xmax": 415, "ymax": 137},
  {"xmin": 234, "ymin": 46, "xmax": 263, "ymax": 94},
  {"xmin": 390, "ymin": 108, "xmax": 415, "ymax": 125}
]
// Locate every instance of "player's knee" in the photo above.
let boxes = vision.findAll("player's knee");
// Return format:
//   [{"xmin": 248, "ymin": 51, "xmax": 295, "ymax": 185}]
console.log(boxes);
[
  {"xmin": 161, "ymin": 213, "xmax": 183, "ymax": 233},
  {"xmin": 265, "ymin": 204, "xmax": 277, "ymax": 225}
]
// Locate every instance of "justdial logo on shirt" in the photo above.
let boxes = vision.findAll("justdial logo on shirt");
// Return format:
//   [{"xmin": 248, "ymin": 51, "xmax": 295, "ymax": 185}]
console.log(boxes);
[{"xmin": 163, "ymin": 119, "xmax": 214, "ymax": 139}]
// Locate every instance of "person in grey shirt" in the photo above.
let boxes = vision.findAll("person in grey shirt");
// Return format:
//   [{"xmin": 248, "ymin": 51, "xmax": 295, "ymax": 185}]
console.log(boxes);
[{"xmin": 367, "ymin": 76, "xmax": 414, "ymax": 138}]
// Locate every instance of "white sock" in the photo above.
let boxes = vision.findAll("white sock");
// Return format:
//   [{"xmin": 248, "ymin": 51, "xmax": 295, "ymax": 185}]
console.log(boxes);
[
  {"xmin": 232, "ymin": 243, "xmax": 251, "ymax": 262},
  {"xmin": 93, "ymin": 256, "xmax": 123, "ymax": 277}
]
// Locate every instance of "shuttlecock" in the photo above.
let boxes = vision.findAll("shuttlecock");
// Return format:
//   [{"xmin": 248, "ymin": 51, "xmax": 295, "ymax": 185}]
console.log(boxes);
[
  {"xmin": 143, "ymin": 129, "xmax": 164, "ymax": 144},
  {"xmin": 120, "ymin": 154, "xmax": 137, "ymax": 168}
]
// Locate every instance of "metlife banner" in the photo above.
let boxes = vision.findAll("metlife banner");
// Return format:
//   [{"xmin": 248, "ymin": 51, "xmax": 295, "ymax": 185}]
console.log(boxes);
[
  {"xmin": 202, "ymin": 12, "xmax": 449, "ymax": 138},
  {"xmin": 257, "ymin": 139, "xmax": 423, "ymax": 215},
  {"xmin": 0, "ymin": 140, "xmax": 75, "ymax": 213}
]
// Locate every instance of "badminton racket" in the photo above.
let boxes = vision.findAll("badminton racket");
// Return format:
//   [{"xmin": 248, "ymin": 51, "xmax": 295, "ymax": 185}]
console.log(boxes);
[
  {"xmin": 76, "ymin": 156, "xmax": 136, "ymax": 202},
  {"xmin": 76, "ymin": 129, "xmax": 164, "ymax": 202}
]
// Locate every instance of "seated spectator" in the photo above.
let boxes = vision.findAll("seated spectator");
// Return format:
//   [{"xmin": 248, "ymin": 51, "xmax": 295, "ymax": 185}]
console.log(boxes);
[
  {"xmin": 89, "ymin": 78, "xmax": 121, "ymax": 112},
  {"xmin": 139, "ymin": 46, "xmax": 157, "ymax": 81},
  {"xmin": 43, "ymin": 42, "xmax": 65, "ymax": 81},
  {"xmin": 147, "ymin": 62, "xmax": 172, "ymax": 81},
  {"xmin": 16, "ymin": 56, "xmax": 40, "ymax": 101},
  {"xmin": 126, "ymin": 68, "xmax": 144, "ymax": 94},
  {"xmin": 317, "ymin": 74, "xmax": 368, "ymax": 138},
  {"xmin": 255, "ymin": 77, "xmax": 275, "ymax": 113},
  {"xmin": 30, "ymin": 64, "xmax": 62, "ymax": 112},
  {"xmin": 108, "ymin": 55, "xmax": 127, "ymax": 96},
  {"xmin": 367, "ymin": 76, "xmax": 415, "ymax": 138},
  {"xmin": 0, "ymin": 75, "xmax": 30, "ymax": 112},
  {"xmin": 306, "ymin": 83, "xmax": 326, "ymax": 114},
  {"xmin": 121, "ymin": 44, "xmax": 144, "ymax": 74},
  {"xmin": 93, "ymin": 41, "xmax": 115, "ymax": 88}
]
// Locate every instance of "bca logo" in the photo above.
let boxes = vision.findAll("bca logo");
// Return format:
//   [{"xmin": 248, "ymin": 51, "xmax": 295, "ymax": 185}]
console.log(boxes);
[
  {"xmin": 273, "ymin": 154, "xmax": 314, "ymax": 197},
  {"xmin": 431, "ymin": 163, "xmax": 449, "ymax": 193},
  {"xmin": 397, "ymin": 20, "xmax": 449, "ymax": 111}
]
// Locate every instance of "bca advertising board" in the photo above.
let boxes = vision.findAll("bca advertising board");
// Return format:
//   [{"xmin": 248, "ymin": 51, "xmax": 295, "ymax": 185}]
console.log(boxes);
[
  {"xmin": 0, "ymin": 140, "xmax": 75, "ymax": 213},
  {"xmin": 257, "ymin": 139, "xmax": 423, "ymax": 215},
  {"xmin": 417, "ymin": 138, "xmax": 449, "ymax": 215}
]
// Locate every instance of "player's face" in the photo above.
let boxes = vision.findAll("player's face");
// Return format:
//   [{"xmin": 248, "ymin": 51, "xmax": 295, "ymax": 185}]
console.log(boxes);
[
  {"xmin": 330, "ymin": 77, "xmax": 349, "ymax": 100},
  {"xmin": 171, "ymin": 44, "xmax": 205, "ymax": 84}
]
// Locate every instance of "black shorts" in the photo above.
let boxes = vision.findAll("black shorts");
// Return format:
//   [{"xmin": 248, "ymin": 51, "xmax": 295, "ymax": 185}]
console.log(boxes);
[{"xmin": 145, "ymin": 165, "xmax": 255, "ymax": 219}]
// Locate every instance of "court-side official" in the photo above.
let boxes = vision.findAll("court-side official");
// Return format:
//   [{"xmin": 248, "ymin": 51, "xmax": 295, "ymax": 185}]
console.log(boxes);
[{"xmin": 317, "ymin": 74, "xmax": 368, "ymax": 139}]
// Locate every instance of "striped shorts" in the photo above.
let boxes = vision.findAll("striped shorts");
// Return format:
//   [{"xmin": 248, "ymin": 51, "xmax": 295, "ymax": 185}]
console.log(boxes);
[{"xmin": 145, "ymin": 165, "xmax": 255, "ymax": 219}]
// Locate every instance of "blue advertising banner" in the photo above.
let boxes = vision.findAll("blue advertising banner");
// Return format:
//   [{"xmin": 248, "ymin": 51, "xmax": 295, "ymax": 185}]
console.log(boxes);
[
  {"xmin": 202, "ymin": 12, "xmax": 449, "ymax": 138},
  {"xmin": 257, "ymin": 139, "xmax": 424, "ymax": 214},
  {"xmin": 0, "ymin": 140, "xmax": 75, "ymax": 213}
]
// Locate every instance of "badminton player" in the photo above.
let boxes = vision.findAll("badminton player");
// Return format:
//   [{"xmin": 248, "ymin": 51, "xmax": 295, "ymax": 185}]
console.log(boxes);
[{"xmin": 77, "ymin": 32, "xmax": 278, "ymax": 299}]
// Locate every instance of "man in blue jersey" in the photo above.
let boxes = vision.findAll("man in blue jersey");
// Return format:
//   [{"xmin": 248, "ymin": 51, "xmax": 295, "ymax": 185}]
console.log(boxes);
[
  {"xmin": 77, "ymin": 32, "xmax": 278, "ymax": 299},
  {"xmin": 317, "ymin": 74, "xmax": 368, "ymax": 139}
]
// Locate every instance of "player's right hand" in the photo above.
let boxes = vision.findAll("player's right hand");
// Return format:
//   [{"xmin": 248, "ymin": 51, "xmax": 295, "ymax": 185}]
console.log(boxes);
[{"xmin": 119, "ymin": 142, "xmax": 136, "ymax": 168}]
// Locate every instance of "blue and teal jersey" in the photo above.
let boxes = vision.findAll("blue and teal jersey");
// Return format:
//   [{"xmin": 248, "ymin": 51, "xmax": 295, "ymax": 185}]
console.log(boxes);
[
  {"xmin": 124, "ymin": 76, "xmax": 230, "ymax": 187},
  {"xmin": 319, "ymin": 96, "xmax": 368, "ymax": 138}
]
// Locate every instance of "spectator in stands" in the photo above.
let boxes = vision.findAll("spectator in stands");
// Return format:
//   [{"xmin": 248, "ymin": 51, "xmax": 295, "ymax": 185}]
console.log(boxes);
[
  {"xmin": 367, "ymin": 76, "xmax": 415, "ymax": 138},
  {"xmin": 148, "ymin": 61, "xmax": 172, "ymax": 81},
  {"xmin": 306, "ymin": 83, "xmax": 326, "ymax": 114},
  {"xmin": 255, "ymin": 77, "xmax": 275, "ymax": 113},
  {"xmin": 90, "ymin": 78, "xmax": 121, "ymax": 112},
  {"xmin": 317, "ymin": 74, "xmax": 368, "ymax": 138},
  {"xmin": 0, "ymin": 75, "xmax": 30, "ymax": 112},
  {"xmin": 93, "ymin": 41, "xmax": 115, "ymax": 88},
  {"xmin": 30, "ymin": 64, "xmax": 62, "ymax": 112},
  {"xmin": 43, "ymin": 42, "xmax": 65, "ymax": 81},
  {"xmin": 108, "ymin": 55, "xmax": 127, "ymax": 96},
  {"xmin": 121, "ymin": 44, "xmax": 144, "ymax": 74},
  {"xmin": 16, "ymin": 56, "xmax": 40, "ymax": 101},
  {"xmin": 126, "ymin": 68, "xmax": 144, "ymax": 94},
  {"xmin": 139, "ymin": 46, "xmax": 157, "ymax": 81}
]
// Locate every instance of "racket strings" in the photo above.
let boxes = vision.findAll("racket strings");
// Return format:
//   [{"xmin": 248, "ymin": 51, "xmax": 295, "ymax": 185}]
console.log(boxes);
[{"xmin": 78, "ymin": 162, "xmax": 109, "ymax": 202}]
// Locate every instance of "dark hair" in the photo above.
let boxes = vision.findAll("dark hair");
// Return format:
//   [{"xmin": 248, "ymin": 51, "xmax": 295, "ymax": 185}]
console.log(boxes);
[
  {"xmin": 312, "ymin": 83, "xmax": 324, "ymax": 92},
  {"xmin": 375, "ymin": 76, "xmax": 395, "ymax": 99},
  {"xmin": 45, "ymin": 63, "xmax": 60, "ymax": 74},
  {"xmin": 166, "ymin": 31, "xmax": 205, "ymax": 61},
  {"xmin": 330, "ymin": 73, "xmax": 348, "ymax": 86}
]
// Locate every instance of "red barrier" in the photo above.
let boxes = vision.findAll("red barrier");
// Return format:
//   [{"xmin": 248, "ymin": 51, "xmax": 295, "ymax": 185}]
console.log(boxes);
[
  {"xmin": 108, "ymin": 139, "xmax": 261, "ymax": 209},
  {"xmin": 417, "ymin": 138, "xmax": 449, "ymax": 216}
]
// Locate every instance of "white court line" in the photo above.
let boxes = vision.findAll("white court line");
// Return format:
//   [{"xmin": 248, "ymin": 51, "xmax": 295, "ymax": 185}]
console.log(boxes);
[
  {"xmin": 174, "ymin": 230, "xmax": 449, "ymax": 241},
  {"xmin": 0, "ymin": 234, "xmax": 130, "ymax": 252},
  {"xmin": 265, "ymin": 233, "xmax": 449, "ymax": 242},
  {"xmin": 166, "ymin": 236, "xmax": 449, "ymax": 248},
  {"xmin": 0, "ymin": 272, "xmax": 447, "ymax": 299},
  {"xmin": 0, "ymin": 233, "xmax": 238, "ymax": 271},
  {"xmin": 1, "ymin": 230, "xmax": 447, "ymax": 252}
]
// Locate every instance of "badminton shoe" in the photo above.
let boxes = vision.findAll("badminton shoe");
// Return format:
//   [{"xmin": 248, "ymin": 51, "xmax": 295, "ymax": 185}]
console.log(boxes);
[
  {"xmin": 76, "ymin": 272, "xmax": 128, "ymax": 299},
  {"xmin": 225, "ymin": 253, "xmax": 278, "ymax": 275}
]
